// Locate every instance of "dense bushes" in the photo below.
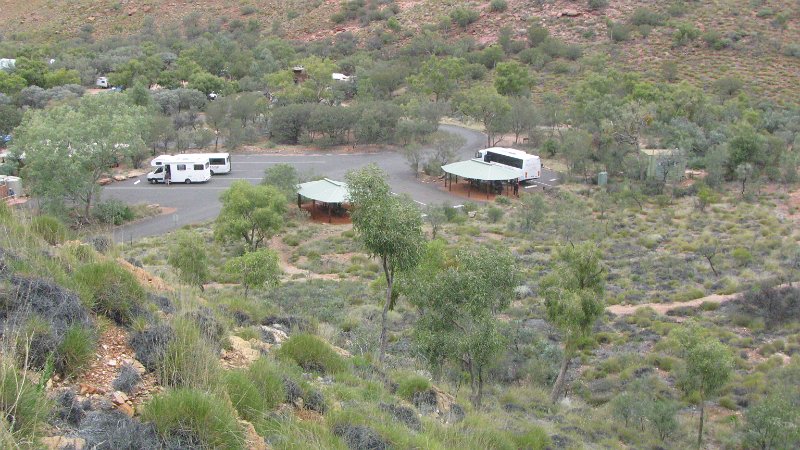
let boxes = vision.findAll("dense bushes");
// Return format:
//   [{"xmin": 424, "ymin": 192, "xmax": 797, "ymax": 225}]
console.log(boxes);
[
  {"xmin": 142, "ymin": 388, "xmax": 245, "ymax": 449},
  {"xmin": 277, "ymin": 333, "xmax": 347, "ymax": 375},
  {"xmin": 92, "ymin": 199, "xmax": 134, "ymax": 225},
  {"xmin": 73, "ymin": 261, "xmax": 146, "ymax": 325}
]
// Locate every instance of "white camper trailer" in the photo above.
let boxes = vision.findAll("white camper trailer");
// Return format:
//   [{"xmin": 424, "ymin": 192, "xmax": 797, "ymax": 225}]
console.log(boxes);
[
  {"xmin": 475, "ymin": 147, "xmax": 541, "ymax": 181},
  {"xmin": 152, "ymin": 153, "xmax": 231, "ymax": 175},
  {"xmin": 147, "ymin": 156, "xmax": 211, "ymax": 184},
  {"xmin": 96, "ymin": 77, "xmax": 110, "ymax": 88}
]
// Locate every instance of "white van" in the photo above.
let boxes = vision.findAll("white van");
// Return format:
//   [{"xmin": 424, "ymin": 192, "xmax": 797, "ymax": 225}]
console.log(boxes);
[
  {"xmin": 147, "ymin": 156, "xmax": 211, "ymax": 184},
  {"xmin": 152, "ymin": 153, "xmax": 231, "ymax": 175},
  {"xmin": 96, "ymin": 77, "xmax": 109, "ymax": 88},
  {"xmin": 475, "ymin": 147, "xmax": 541, "ymax": 181}
]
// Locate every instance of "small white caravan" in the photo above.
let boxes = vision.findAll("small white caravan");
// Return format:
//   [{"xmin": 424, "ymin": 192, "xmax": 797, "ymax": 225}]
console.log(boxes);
[
  {"xmin": 475, "ymin": 147, "xmax": 541, "ymax": 181},
  {"xmin": 147, "ymin": 156, "xmax": 211, "ymax": 184}
]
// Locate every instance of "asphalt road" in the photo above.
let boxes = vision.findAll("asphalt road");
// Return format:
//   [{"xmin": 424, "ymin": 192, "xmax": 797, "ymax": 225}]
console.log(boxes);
[{"xmin": 104, "ymin": 125, "xmax": 559, "ymax": 242}]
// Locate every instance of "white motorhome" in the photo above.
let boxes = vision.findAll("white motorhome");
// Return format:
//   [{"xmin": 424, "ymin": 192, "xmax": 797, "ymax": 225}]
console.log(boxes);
[
  {"xmin": 475, "ymin": 147, "xmax": 541, "ymax": 181},
  {"xmin": 147, "ymin": 156, "xmax": 211, "ymax": 184},
  {"xmin": 96, "ymin": 77, "xmax": 109, "ymax": 88},
  {"xmin": 152, "ymin": 153, "xmax": 231, "ymax": 175}
]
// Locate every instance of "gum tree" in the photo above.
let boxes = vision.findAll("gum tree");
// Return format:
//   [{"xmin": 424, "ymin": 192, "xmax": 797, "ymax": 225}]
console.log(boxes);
[
  {"xmin": 410, "ymin": 244, "xmax": 518, "ymax": 408},
  {"xmin": 669, "ymin": 323, "xmax": 734, "ymax": 446},
  {"xmin": 168, "ymin": 230, "xmax": 210, "ymax": 292},
  {"xmin": 215, "ymin": 181, "xmax": 286, "ymax": 251},
  {"xmin": 12, "ymin": 94, "xmax": 148, "ymax": 217},
  {"xmin": 542, "ymin": 243, "xmax": 605, "ymax": 404},
  {"xmin": 345, "ymin": 164, "xmax": 425, "ymax": 365}
]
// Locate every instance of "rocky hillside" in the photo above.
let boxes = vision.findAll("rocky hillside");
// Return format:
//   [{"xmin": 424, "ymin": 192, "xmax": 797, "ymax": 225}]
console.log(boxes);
[{"xmin": 3, "ymin": 0, "xmax": 799, "ymax": 100}]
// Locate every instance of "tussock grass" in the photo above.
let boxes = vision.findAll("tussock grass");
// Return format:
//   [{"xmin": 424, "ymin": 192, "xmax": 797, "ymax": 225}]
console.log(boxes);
[
  {"xmin": 142, "ymin": 388, "xmax": 245, "ymax": 449},
  {"xmin": 277, "ymin": 333, "xmax": 348, "ymax": 375}
]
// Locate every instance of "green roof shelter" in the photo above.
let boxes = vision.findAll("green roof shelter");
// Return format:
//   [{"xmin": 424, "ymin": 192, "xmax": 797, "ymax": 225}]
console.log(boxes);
[
  {"xmin": 441, "ymin": 159, "xmax": 523, "ymax": 198},
  {"xmin": 296, "ymin": 178, "xmax": 350, "ymax": 222}
]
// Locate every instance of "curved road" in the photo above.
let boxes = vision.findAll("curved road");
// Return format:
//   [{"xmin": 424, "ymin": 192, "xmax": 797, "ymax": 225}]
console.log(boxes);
[{"xmin": 104, "ymin": 125, "xmax": 558, "ymax": 242}]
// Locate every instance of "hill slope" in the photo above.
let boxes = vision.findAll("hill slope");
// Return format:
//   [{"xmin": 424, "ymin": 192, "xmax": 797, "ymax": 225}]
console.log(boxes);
[{"xmin": 2, "ymin": 0, "xmax": 799, "ymax": 101}]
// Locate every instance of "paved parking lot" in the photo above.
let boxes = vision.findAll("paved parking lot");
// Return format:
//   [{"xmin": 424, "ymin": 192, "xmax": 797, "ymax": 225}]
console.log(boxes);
[{"xmin": 104, "ymin": 126, "xmax": 559, "ymax": 242}]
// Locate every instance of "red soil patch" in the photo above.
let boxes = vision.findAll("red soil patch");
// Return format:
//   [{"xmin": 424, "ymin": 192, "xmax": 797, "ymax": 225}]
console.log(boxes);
[
  {"xmin": 437, "ymin": 178, "xmax": 519, "ymax": 202},
  {"xmin": 299, "ymin": 202, "xmax": 352, "ymax": 224}
]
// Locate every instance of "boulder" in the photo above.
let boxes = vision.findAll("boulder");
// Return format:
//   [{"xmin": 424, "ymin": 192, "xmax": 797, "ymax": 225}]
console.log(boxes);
[
  {"xmin": 42, "ymin": 436, "xmax": 86, "ymax": 450},
  {"xmin": 239, "ymin": 420, "xmax": 267, "ymax": 450}
]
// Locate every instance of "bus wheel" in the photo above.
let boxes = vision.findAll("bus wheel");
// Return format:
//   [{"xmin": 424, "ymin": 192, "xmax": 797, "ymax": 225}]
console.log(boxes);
[{"xmin": 185, "ymin": 179, "xmax": 191, "ymax": 184}]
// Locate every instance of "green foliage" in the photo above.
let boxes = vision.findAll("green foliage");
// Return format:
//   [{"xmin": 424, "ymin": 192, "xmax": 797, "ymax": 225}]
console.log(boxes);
[
  {"xmin": 159, "ymin": 317, "xmax": 221, "ymax": 389},
  {"xmin": 630, "ymin": 8, "xmax": 664, "ymax": 26},
  {"xmin": 450, "ymin": 7, "xmax": 479, "ymax": 28},
  {"xmin": 73, "ymin": 261, "xmax": 146, "ymax": 325},
  {"xmin": 494, "ymin": 61, "xmax": 532, "ymax": 97},
  {"xmin": 167, "ymin": 230, "xmax": 210, "ymax": 289},
  {"xmin": 609, "ymin": 23, "xmax": 633, "ymax": 42},
  {"xmin": 489, "ymin": 0, "xmax": 508, "ymax": 12},
  {"xmin": 11, "ymin": 94, "xmax": 149, "ymax": 217},
  {"xmin": 527, "ymin": 24, "xmax": 549, "ymax": 47},
  {"xmin": 743, "ymin": 393, "xmax": 800, "ymax": 449},
  {"xmin": 669, "ymin": 323, "xmax": 734, "ymax": 444},
  {"xmin": 225, "ymin": 358, "xmax": 286, "ymax": 421},
  {"xmin": 673, "ymin": 22, "xmax": 701, "ymax": 46},
  {"xmin": 262, "ymin": 163, "xmax": 299, "ymax": 201},
  {"xmin": 542, "ymin": 243, "xmax": 605, "ymax": 402},
  {"xmin": 587, "ymin": 0, "xmax": 608, "ymax": 10},
  {"xmin": 142, "ymin": 388, "xmax": 245, "ymax": 449},
  {"xmin": 30, "ymin": 215, "xmax": 68, "ymax": 245},
  {"xmin": 0, "ymin": 361, "xmax": 50, "ymax": 444},
  {"xmin": 92, "ymin": 199, "xmax": 134, "ymax": 225},
  {"xmin": 277, "ymin": 333, "xmax": 347, "ymax": 375},
  {"xmin": 394, "ymin": 372, "xmax": 431, "ymax": 401},
  {"xmin": 215, "ymin": 181, "xmax": 286, "ymax": 250},
  {"xmin": 223, "ymin": 249, "xmax": 281, "ymax": 298},
  {"xmin": 731, "ymin": 247, "xmax": 753, "ymax": 267},
  {"xmin": 411, "ymin": 244, "xmax": 517, "ymax": 407},
  {"xmin": 57, "ymin": 325, "xmax": 96, "ymax": 376},
  {"xmin": 486, "ymin": 206, "xmax": 504, "ymax": 223}
]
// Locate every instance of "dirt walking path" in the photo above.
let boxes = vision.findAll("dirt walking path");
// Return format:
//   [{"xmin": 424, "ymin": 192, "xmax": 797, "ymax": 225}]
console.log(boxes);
[{"xmin": 606, "ymin": 282, "xmax": 796, "ymax": 316}]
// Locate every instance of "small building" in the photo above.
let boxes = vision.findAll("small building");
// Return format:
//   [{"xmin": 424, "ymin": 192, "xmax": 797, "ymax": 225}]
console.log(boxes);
[
  {"xmin": 292, "ymin": 66, "xmax": 307, "ymax": 84},
  {"xmin": 642, "ymin": 148, "xmax": 686, "ymax": 182}
]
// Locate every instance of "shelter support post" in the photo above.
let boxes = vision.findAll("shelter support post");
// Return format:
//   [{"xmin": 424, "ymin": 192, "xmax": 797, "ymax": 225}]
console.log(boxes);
[{"xmin": 297, "ymin": 194, "xmax": 301, "ymax": 209}]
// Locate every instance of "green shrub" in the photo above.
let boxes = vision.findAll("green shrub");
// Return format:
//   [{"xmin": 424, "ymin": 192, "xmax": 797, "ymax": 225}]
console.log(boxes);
[
  {"xmin": 673, "ymin": 22, "xmax": 700, "ymax": 46},
  {"xmin": 247, "ymin": 358, "xmax": 286, "ymax": 410},
  {"xmin": 160, "ymin": 318, "xmax": 221, "ymax": 389},
  {"xmin": 142, "ymin": 388, "xmax": 245, "ymax": 449},
  {"xmin": 732, "ymin": 247, "xmax": 753, "ymax": 267},
  {"xmin": 395, "ymin": 372, "xmax": 430, "ymax": 401},
  {"xmin": 450, "ymin": 7, "xmax": 479, "ymax": 28},
  {"xmin": 73, "ymin": 261, "xmax": 145, "ymax": 325},
  {"xmin": 489, "ymin": 0, "xmax": 508, "ymax": 12},
  {"xmin": 277, "ymin": 333, "xmax": 347, "ymax": 375},
  {"xmin": 487, "ymin": 206, "xmax": 504, "ymax": 223},
  {"xmin": 630, "ymin": 8, "xmax": 664, "ymax": 26},
  {"xmin": 610, "ymin": 23, "xmax": 633, "ymax": 42},
  {"xmin": 224, "ymin": 371, "xmax": 267, "ymax": 422},
  {"xmin": 92, "ymin": 199, "xmax": 134, "ymax": 225},
  {"xmin": 57, "ymin": 325, "xmax": 95, "ymax": 376},
  {"xmin": 587, "ymin": 0, "xmax": 608, "ymax": 10},
  {"xmin": 0, "ymin": 361, "xmax": 50, "ymax": 443},
  {"xmin": 30, "ymin": 215, "xmax": 68, "ymax": 245}
]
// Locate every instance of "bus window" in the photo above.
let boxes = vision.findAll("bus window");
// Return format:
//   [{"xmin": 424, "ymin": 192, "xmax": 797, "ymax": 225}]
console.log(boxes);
[{"xmin": 209, "ymin": 158, "xmax": 225, "ymax": 165}]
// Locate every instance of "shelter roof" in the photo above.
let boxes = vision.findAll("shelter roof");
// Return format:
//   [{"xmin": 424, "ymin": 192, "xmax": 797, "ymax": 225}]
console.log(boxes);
[
  {"xmin": 441, "ymin": 159, "xmax": 523, "ymax": 181},
  {"xmin": 296, "ymin": 178, "xmax": 349, "ymax": 204}
]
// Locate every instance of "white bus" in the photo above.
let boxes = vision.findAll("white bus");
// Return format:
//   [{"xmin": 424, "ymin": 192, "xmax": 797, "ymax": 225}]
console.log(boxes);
[
  {"xmin": 147, "ymin": 156, "xmax": 211, "ymax": 184},
  {"xmin": 152, "ymin": 152, "xmax": 231, "ymax": 175},
  {"xmin": 475, "ymin": 147, "xmax": 541, "ymax": 181}
]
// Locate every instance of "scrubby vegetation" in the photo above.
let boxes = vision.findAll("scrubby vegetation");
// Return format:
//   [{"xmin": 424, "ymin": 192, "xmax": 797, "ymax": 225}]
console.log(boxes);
[{"xmin": 1, "ymin": 0, "xmax": 800, "ymax": 448}]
